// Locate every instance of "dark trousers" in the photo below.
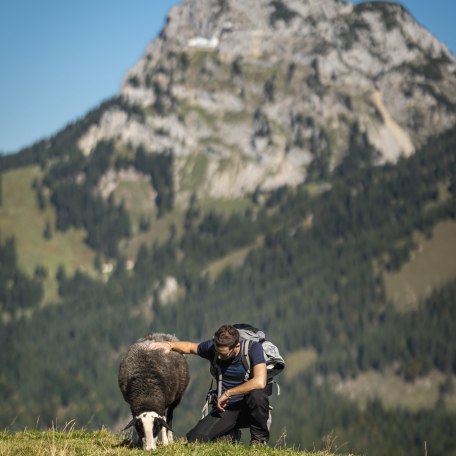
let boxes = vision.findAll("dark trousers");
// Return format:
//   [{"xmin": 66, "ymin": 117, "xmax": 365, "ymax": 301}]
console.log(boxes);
[{"xmin": 186, "ymin": 388, "xmax": 270, "ymax": 444}]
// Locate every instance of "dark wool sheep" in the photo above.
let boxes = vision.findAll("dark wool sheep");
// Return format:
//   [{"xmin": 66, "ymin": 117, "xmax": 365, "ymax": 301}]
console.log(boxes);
[{"xmin": 118, "ymin": 333, "xmax": 190, "ymax": 450}]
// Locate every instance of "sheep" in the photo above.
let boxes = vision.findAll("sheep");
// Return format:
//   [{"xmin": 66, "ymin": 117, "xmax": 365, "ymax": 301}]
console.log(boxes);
[{"xmin": 118, "ymin": 333, "xmax": 190, "ymax": 450}]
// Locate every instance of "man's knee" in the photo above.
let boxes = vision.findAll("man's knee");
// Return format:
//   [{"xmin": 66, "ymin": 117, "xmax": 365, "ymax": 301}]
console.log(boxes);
[
  {"xmin": 186, "ymin": 418, "xmax": 213, "ymax": 443},
  {"xmin": 186, "ymin": 429, "xmax": 210, "ymax": 443},
  {"xmin": 247, "ymin": 388, "xmax": 269, "ymax": 406}
]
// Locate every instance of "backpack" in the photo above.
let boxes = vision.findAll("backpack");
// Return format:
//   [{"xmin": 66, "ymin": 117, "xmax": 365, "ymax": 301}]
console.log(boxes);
[
  {"xmin": 232, "ymin": 323, "xmax": 285, "ymax": 381},
  {"xmin": 202, "ymin": 323, "xmax": 285, "ymax": 418}
]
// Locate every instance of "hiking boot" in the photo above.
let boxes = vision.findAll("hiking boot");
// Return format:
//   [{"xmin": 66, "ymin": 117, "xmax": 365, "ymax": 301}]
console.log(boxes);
[
  {"xmin": 219, "ymin": 428, "xmax": 242, "ymax": 443},
  {"xmin": 232, "ymin": 428, "xmax": 242, "ymax": 442},
  {"xmin": 250, "ymin": 439, "xmax": 267, "ymax": 446}
]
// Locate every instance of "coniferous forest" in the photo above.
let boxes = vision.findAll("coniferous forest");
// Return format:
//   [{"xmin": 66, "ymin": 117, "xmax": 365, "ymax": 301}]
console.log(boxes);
[{"xmin": 1, "ymin": 125, "xmax": 456, "ymax": 455}]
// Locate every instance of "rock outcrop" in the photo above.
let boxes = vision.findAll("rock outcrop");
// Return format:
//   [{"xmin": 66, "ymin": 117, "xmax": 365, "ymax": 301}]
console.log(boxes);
[{"xmin": 77, "ymin": 0, "xmax": 456, "ymax": 201}]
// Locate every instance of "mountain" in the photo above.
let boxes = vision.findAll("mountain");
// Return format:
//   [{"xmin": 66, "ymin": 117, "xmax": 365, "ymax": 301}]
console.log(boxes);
[
  {"xmin": 2, "ymin": 0, "xmax": 456, "ymax": 210},
  {"xmin": 1, "ymin": 1, "xmax": 456, "ymax": 455},
  {"xmin": 77, "ymin": 0, "xmax": 456, "ymax": 200}
]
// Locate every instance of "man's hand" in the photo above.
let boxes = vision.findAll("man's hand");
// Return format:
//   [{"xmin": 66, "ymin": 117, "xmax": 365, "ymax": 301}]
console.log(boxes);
[
  {"xmin": 216, "ymin": 391, "xmax": 230, "ymax": 412},
  {"xmin": 145, "ymin": 341, "xmax": 172, "ymax": 353},
  {"xmin": 144, "ymin": 340, "xmax": 198, "ymax": 355}
]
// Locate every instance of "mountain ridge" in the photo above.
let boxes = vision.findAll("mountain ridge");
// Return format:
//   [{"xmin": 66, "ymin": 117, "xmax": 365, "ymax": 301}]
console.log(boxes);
[
  {"xmin": 65, "ymin": 0, "xmax": 456, "ymax": 203},
  {"xmin": 2, "ymin": 1, "xmax": 456, "ymax": 205}
]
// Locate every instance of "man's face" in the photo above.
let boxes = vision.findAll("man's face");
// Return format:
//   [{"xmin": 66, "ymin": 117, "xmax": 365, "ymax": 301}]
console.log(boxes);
[{"xmin": 215, "ymin": 343, "xmax": 239, "ymax": 360}]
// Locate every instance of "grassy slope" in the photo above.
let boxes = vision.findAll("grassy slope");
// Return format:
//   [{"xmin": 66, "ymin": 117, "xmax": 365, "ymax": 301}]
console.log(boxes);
[
  {"xmin": 283, "ymin": 349, "xmax": 318, "ymax": 381},
  {"xmin": 384, "ymin": 220, "xmax": 456, "ymax": 311},
  {"xmin": 119, "ymin": 196, "xmax": 253, "ymax": 260},
  {"xmin": 0, "ymin": 429, "xmax": 353, "ymax": 456},
  {"xmin": 2, "ymin": 163, "xmax": 455, "ymax": 420},
  {"xmin": 0, "ymin": 165, "xmax": 256, "ymax": 288},
  {"xmin": 204, "ymin": 235, "xmax": 263, "ymax": 282},
  {"xmin": 119, "ymin": 209, "xmax": 186, "ymax": 258},
  {"xmin": 0, "ymin": 167, "xmax": 97, "ymax": 303},
  {"xmin": 329, "ymin": 220, "xmax": 456, "ymax": 412},
  {"xmin": 331, "ymin": 369, "xmax": 456, "ymax": 412},
  {"xmin": 112, "ymin": 178, "xmax": 157, "ymax": 230}
]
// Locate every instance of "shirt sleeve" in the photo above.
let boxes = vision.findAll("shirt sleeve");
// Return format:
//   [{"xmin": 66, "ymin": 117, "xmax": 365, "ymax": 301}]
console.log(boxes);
[
  {"xmin": 249, "ymin": 341, "xmax": 266, "ymax": 367},
  {"xmin": 197, "ymin": 339, "xmax": 215, "ymax": 361}
]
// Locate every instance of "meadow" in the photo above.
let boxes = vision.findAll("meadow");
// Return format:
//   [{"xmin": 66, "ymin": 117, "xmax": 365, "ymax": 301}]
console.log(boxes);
[{"xmin": 0, "ymin": 428, "xmax": 353, "ymax": 456}]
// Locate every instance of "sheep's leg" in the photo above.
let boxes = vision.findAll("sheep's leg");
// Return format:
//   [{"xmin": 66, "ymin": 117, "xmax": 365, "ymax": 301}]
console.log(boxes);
[
  {"xmin": 166, "ymin": 407, "xmax": 175, "ymax": 442},
  {"xmin": 161, "ymin": 425, "xmax": 169, "ymax": 446}
]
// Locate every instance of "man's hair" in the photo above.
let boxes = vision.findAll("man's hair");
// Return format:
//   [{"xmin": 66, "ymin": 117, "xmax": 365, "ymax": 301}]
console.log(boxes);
[{"xmin": 213, "ymin": 325, "xmax": 240, "ymax": 349}]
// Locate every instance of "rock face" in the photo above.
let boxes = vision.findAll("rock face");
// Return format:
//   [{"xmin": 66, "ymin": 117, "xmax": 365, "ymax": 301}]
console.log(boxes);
[{"xmin": 77, "ymin": 0, "xmax": 456, "ymax": 201}]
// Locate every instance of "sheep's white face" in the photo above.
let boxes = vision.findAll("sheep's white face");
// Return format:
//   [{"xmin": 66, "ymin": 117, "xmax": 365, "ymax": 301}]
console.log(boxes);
[{"xmin": 136, "ymin": 411, "xmax": 170, "ymax": 450}]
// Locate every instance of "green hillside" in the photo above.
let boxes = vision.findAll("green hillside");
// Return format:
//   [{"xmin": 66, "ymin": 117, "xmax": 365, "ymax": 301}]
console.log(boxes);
[
  {"xmin": 384, "ymin": 220, "xmax": 456, "ymax": 311},
  {"xmin": 331, "ymin": 369, "xmax": 456, "ymax": 412},
  {"xmin": 0, "ymin": 166, "xmax": 97, "ymax": 304},
  {"xmin": 1, "ymin": 126, "xmax": 456, "ymax": 456}
]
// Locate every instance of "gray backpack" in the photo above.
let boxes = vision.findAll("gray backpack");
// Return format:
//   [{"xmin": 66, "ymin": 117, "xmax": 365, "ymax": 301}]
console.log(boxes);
[{"xmin": 233, "ymin": 323, "xmax": 285, "ymax": 380}]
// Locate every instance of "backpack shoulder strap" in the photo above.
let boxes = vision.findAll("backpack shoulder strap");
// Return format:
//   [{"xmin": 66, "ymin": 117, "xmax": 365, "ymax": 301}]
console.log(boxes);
[
  {"xmin": 241, "ymin": 339, "xmax": 252, "ymax": 381},
  {"xmin": 210, "ymin": 350, "xmax": 223, "ymax": 397}
]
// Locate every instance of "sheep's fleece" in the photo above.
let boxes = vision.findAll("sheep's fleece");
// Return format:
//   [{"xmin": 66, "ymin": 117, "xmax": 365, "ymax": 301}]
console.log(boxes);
[{"xmin": 118, "ymin": 333, "xmax": 189, "ymax": 450}]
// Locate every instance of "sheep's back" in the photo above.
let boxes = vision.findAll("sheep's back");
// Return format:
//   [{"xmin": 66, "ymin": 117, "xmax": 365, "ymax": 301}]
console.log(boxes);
[{"xmin": 118, "ymin": 333, "xmax": 189, "ymax": 415}]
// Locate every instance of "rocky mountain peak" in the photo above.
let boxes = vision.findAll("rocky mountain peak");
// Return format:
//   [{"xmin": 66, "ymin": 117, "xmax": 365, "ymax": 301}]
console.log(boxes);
[{"xmin": 76, "ymin": 0, "xmax": 456, "ymax": 201}]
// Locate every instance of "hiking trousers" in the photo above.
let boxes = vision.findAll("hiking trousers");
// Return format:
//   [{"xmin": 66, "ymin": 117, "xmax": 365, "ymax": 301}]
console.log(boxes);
[{"xmin": 186, "ymin": 387, "xmax": 271, "ymax": 444}]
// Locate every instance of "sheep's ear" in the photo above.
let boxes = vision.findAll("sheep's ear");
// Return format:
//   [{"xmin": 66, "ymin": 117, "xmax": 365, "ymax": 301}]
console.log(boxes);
[
  {"xmin": 121, "ymin": 417, "xmax": 137, "ymax": 431},
  {"xmin": 158, "ymin": 418, "xmax": 172, "ymax": 431}
]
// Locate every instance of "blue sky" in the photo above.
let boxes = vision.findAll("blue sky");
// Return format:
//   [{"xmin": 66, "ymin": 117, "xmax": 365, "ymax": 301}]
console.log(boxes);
[{"xmin": 0, "ymin": 0, "xmax": 455, "ymax": 155}]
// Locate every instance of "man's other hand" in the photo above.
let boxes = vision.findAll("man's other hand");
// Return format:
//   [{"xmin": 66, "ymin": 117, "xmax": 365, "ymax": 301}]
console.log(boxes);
[{"xmin": 216, "ymin": 391, "xmax": 230, "ymax": 412}]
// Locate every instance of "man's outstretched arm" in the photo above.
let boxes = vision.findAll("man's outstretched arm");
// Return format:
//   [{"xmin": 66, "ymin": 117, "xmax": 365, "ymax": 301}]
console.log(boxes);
[{"xmin": 146, "ymin": 340, "xmax": 199, "ymax": 355}]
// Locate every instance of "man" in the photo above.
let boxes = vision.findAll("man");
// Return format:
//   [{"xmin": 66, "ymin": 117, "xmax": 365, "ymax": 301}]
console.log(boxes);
[{"xmin": 147, "ymin": 325, "xmax": 270, "ymax": 444}]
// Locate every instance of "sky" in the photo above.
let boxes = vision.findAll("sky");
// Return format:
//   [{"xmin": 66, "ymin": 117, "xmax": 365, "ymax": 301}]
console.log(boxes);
[{"xmin": 0, "ymin": 0, "xmax": 455, "ymax": 155}]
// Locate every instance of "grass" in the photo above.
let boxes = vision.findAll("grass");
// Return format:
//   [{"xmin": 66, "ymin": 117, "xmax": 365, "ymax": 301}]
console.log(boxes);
[
  {"xmin": 331, "ymin": 369, "xmax": 456, "ymax": 413},
  {"xmin": 204, "ymin": 236, "xmax": 264, "ymax": 283},
  {"xmin": 178, "ymin": 102, "xmax": 217, "ymax": 129},
  {"xmin": 111, "ymin": 178, "xmax": 156, "ymax": 232},
  {"xmin": 0, "ymin": 167, "xmax": 97, "ymax": 304},
  {"xmin": 119, "ymin": 209, "xmax": 186, "ymax": 259},
  {"xmin": 222, "ymin": 111, "xmax": 252, "ymax": 124},
  {"xmin": 119, "ymin": 194, "xmax": 254, "ymax": 261},
  {"xmin": 199, "ymin": 197, "xmax": 253, "ymax": 217},
  {"xmin": 384, "ymin": 220, "xmax": 456, "ymax": 311},
  {"xmin": 283, "ymin": 348, "xmax": 318, "ymax": 381},
  {"xmin": 0, "ymin": 428, "xmax": 352, "ymax": 456},
  {"xmin": 177, "ymin": 153, "xmax": 210, "ymax": 194},
  {"xmin": 0, "ymin": 159, "xmax": 272, "ymax": 271},
  {"xmin": 204, "ymin": 244, "xmax": 253, "ymax": 283}
]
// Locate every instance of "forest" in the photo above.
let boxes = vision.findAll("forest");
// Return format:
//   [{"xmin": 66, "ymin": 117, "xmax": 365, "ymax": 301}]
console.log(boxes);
[{"xmin": 1, "ymin": 125, "xmax": 456, "ymax": 455}]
